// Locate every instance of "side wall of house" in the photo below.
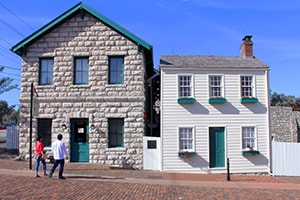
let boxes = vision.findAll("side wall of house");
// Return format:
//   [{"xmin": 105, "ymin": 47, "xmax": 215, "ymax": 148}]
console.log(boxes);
[
  {"xmin": 161, "ymin": 69, "xmax": 270, "ymax": 173},
  {"xmin": 271, "ymin": 107, "xmax": 300, "ymax": 142},
  {"xmin": 19, "ymin": 13, "xmax": 146, "ymax": 168}
]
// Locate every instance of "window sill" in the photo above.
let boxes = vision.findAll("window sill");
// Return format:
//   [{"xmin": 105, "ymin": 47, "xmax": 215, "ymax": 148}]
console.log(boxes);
[
  {"xmin": 108, "ymin": 146, "xmax": 125, "ymax": 149},
  {"xmin": 178, "ymin": 151, "xmax": 196, "ymax": 158},
  {"xmin": 242, "ymin": 150, "xmax": 260, "ymax": 156},
  {"xmin": 209, "ymin": 97, "xmax": 227, "ymax": 104},
  {"xmin": 177, "ymin": 98, "xmax": 196, "ymax": 104},
  {"xmin": 70, "ymin": 84, "xmax": 90, "ymax": 88},
  {"xmin": 240, "ymin": 97, "xmax": 259, "ymax": 103}
]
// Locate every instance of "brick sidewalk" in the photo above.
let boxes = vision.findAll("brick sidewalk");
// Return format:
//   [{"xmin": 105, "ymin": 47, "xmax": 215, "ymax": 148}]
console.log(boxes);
[
  {"xmin": 1, "ymin": 156, "xmax": 300, "ymax": 200},
  {"xmin": 1, "ymin": 156, "xmax": 300, "ymax": 187}
]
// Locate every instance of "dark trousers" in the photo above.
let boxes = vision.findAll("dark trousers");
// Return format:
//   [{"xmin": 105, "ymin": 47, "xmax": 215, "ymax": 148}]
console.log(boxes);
[{"xmin": 49, "ymin": 159, "xmax": 65, "ymax": 177}]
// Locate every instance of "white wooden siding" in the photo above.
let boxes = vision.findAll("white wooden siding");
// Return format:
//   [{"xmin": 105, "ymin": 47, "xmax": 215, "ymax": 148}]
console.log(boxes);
[
  {"xmin": 272, "ymin": 142, "xmax": 300, "ymax": 176},
  {"xmin": 6, "ymin": 126, "xmax": 19, "ymax": 150},
  {"xmin": 143, "ymin": 136, "xmax": 161, "ymax": 171},
  {"xmin": 161, "ymin": 69, "xmax": 270, "ymax": 173}
]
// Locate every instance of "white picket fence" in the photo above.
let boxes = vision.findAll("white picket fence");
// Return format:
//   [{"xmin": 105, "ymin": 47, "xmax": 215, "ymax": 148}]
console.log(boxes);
[
  {"xmin": 6, "ymin": 125, "xmax": 19, "ymax": 150},
  {"xmin": 272, "ymin": 141, "xmax": 300, "ymax": 176}
]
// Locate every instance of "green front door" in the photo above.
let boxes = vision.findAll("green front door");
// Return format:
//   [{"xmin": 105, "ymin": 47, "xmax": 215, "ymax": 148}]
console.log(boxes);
[
  {"xmin": 209, "ymin": 127, "xmax": 225, "ymax": 168},
  {"xmin": 70, "ymin": 119, "xmax": 89, "ymax": 162}
]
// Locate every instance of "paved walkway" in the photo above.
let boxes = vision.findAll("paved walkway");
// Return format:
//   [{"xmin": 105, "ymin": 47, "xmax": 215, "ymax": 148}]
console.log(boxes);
[{"xmin": 1, "ymin": 154, "xmax": 300, "ymax": 190}]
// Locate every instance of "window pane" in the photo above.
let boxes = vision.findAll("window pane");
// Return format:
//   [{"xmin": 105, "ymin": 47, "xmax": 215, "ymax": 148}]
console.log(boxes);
[
  {"xmin": 210, "ymin": 76, "xmax": 222, "ymax": 97},
  {"xmin": 179, "ymin": 128, "xmax": 193, "ymax": 151},
  {"xmin": 241, "ymin": 76, "xmax": 253, "ymax": 97},
  {"xmin": 242, "ymin": 127, "xmax": 255, "ymax": 149},
  {"xmin": 39, "ymin": 58, "xmax": 53, "ymax": 85},
  {"xmin": 74, "ymin": 57, "xmax": 89, "ymax": 85},
  {"xmin": 37, "ymin": 119, "xmax": 52, "ymax": 147},
  {"xmin": 108, "ymin": 119, "xmax": 124, "ymax": 148},
  {"xmin": 109, "ymin": 57, "xmax": 124, "ymax": 84},
  {"xmin": 179, "ymin": 75, "xmax": 192, "ymax": 98}
]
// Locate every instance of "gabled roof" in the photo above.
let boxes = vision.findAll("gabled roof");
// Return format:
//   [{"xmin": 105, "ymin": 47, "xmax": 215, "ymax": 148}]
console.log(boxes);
[
  {"xmin": 159, "ymin": 55, "xmax": 269, "ymax": 70},
  {"xmin": 11, "ymin": 2, "xmax": 153, "ymax": 58}
]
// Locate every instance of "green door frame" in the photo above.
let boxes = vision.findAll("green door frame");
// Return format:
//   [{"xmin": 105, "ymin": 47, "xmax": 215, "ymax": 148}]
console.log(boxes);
[
  {"xmin": 209, "ymin": 127, "xmax": 225, "ymax": 168},
  {"xmin": 70, "ymin": 118, "xmax": 89, "ymax": 162}
]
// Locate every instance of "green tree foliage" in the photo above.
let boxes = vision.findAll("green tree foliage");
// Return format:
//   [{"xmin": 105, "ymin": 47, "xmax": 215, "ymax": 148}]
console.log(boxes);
[
  {"xmin": 0, "ymin": 100, "xmax": 16, "ymax": 123},
  {"xmin": 0, "ymin": 66, "xmax": 18, "ymax": 95},
  {"xmin": 270, "ymin": 91, "xmax": 298, "ymax": 107}
]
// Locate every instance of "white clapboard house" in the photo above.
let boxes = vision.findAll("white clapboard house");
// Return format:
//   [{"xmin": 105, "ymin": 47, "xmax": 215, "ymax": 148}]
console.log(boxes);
[{"xmin": 159, "ymin": 36, "xmax": 271, "ymax": 174}]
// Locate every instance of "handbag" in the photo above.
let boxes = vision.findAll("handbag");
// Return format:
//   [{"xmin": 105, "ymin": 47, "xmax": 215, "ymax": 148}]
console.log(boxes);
[{"xmin": 34, "ymin": 154, "xmax": 42, "ymax": 160}]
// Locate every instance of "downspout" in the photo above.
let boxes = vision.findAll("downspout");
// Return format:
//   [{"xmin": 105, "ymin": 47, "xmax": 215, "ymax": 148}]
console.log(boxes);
[
  {"xmin": 296, "ymin": 119, "xmax": 300, "ymax": 142},
  {"xmin": 266, "ymin": 68, "xmax": 273, "ymax": 175},
  {"xmin": 160, "ymin": 69, "xmax": 163, "ymax": 172}
]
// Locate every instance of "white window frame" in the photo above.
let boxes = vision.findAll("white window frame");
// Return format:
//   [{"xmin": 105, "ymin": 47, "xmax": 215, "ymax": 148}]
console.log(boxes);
[
  {"xmin": 177, "ymin": 74, "xmax": 194, "ymax": 98},
  {"xmin": 209, "ymin": 74, "xmax": 224, "ymax": 98},
  {"xmin": 178, "ymin": 127, "xmax": 195, "ymax": 152},
  {"xmin": 241, "ymin": 126, "xmax": 257, "ymax": 151},
  {"xmin": 240, "ymin": 75, "xmax": 256, "ymax": 98}
]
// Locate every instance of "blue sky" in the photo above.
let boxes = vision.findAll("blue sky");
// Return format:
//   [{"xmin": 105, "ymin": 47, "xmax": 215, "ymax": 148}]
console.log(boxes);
[{"xmin": 1, "ymin": 0, "xmax": 300, "ymax": 108}]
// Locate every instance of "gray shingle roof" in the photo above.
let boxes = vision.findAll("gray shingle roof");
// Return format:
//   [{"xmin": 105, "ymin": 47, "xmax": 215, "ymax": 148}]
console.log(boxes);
[{"xmin": 159, "ymin": 55, "xmax": 269, "ymax": 69}]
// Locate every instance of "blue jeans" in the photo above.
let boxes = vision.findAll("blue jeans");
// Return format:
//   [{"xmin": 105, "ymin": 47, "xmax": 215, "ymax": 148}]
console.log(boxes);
[
  {"xmin": 49, "ymin": 159, "xmax": 65, "ymax": 178},
  {"xmin": 35, "ymin": 156, "xmax": 46, "ymax": 172}
]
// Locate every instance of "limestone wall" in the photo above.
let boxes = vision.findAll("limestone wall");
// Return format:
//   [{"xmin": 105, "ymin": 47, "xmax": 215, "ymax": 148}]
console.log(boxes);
[
  {"xmin": 18, "ymin": 12, "xmax": 146, "ymax": 169},
  {"xmin": 271, "ymin": 107, "xmax": 300, "ymax": 142}
]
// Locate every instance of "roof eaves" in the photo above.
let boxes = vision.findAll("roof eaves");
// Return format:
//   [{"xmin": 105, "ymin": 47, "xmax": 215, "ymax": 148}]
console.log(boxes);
[
  {"xmin": 81, "ymin": 4, "xmax": 152, "ymax": 51},
  {"xmin": 11, "ymin": 2, "xmax": 83, "ymax": 56},
  {"xmin": 11, "ymin": 2, "xmax": 153, "ymax": 56}
]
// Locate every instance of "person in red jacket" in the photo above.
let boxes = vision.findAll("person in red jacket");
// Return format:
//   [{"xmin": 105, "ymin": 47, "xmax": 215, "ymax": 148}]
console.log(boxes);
[{"xmin": 34, "ymin": 135, "xmax": 47, "ymax": 177}]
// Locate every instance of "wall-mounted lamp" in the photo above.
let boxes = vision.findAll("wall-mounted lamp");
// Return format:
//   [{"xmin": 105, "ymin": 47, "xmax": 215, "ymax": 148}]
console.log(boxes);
[
  {"xmin": 90, "ymin": 124, "xmax": 95, "ymax": 130},
  {"xmin": 62, "ymin": 124, "xmax": 67, "ymax": 130}
]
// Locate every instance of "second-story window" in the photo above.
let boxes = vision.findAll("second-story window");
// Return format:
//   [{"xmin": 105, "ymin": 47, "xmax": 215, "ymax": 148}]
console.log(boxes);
[
  {"xmin": 39, "ymin": 58, "xmax": 53, "ymax": 85},
  {"xmin": 240, "ymin": 75, "xmax": 254, "ymax": 97},
  {"xmin": 74, "ymin": 57, "xmax": 89, "ymax": 85},
  {"xmin": 209, "ymin": 75, "xmax": 223, "ymax": 97},
  {"xmin": 109, "ymin": 56, "xmax": 124, "ymax": 84},
  {"xmin": 178, "ymin": 75, "xmax": 193, "ymax": 98}
]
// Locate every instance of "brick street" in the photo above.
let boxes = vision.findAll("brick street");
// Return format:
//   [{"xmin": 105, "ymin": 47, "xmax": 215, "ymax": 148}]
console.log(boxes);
[
  {"xmin": 1, "ymin": 173, "xmax": 300, "ymax": 200},
  {"xmin": 0, "ymin": 158, "xmax": 300, "ymax": 199}
]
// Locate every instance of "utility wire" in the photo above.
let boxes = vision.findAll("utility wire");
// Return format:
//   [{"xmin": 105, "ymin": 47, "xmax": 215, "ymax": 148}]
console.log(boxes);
[
  {"xmin": 0, "ymin": 71, "xmax": 20, "ymax": 78},
  {"xmin": 0, "ymin": 18, "xmax": 26, "ymax": 37},
  {"xmin": 0, "ymin": 47, "xmax": 21, "ymax": 60},
  {"xmin": 0, "ymin": 47, "xmax": 21, "ymax": 64},
  {"xmin": 0, "ymin": 65, "xmax": 21, "ymax": 71},
  {"xmin": 11, "ymin": 0, "xmax": 43, "ymax": 27},
  {"xmin": 0, "ymin": 37, "xmax": 13, "ymax": 46},
  {"xmin": 0, "ymin": 2, "xmax": 35, "ymax": 31},
  {"xmin": 0, "ymin": 55, "xmax": 20, "ymax": 65},
  {"xmin": 0, "ymin": 75, "xmax": 20, "ymax": 82}
]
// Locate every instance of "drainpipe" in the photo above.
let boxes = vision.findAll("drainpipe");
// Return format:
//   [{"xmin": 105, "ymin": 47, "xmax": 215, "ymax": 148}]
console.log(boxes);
[{"xmin": 266, "ymin": 69, "xmax": 272, "ymax": 174}]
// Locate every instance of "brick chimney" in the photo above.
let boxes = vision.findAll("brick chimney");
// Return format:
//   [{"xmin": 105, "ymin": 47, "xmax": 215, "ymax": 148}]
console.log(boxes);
[{"xmin": 240, "ymin": 35, "xmax": 253, "ymax": 58}]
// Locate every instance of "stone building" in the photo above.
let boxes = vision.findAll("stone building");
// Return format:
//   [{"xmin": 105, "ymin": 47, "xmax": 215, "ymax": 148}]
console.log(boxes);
[
  {"xmin": 11, "ymin": 3, "xmax": 156, "ymax": 169},
  {"xmin": 271, "ymin": 107, "xmax": 300, "ymax": 142}
]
